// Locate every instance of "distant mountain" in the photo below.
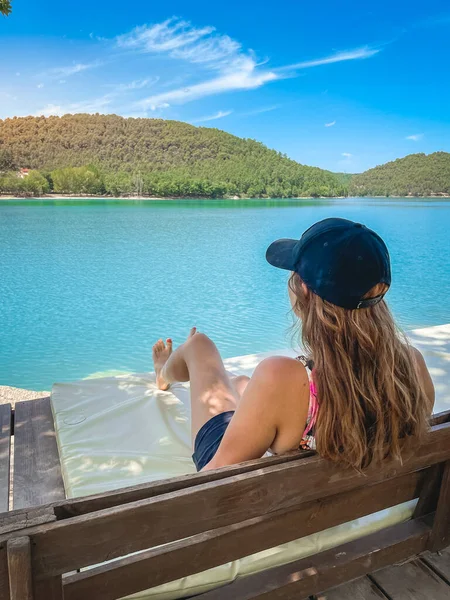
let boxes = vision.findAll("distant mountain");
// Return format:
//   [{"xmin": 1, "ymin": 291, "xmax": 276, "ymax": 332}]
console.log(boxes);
[
  {"xmin": 349, "ymin": 152, "xmax": 450, "ymax": 197},
  {"xmin": 0, "ymin": 114, "xmax": 346, "ymax": 198},
  {"xmin": 1, "ymin": 115, "xmax": 449, "ymax": 198}
]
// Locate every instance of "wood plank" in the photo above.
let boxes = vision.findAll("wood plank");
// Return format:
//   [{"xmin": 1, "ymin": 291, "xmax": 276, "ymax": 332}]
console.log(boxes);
[
  {"xmin": 429, "ymin": 460, "xmax": 450, "ymax": 551},
  {"xmin": 430, "ymin": 410, "xmax": 450, "ymax": 426},
  {"xmin": 422, "ymin": 547, "xmax": 450, "ymax": 583},
  {"xmin": 188, "ymin": 517, "xmax": 432, "ymax": 600},
  {"xmin": 34, "ymin": 577, "xmax": 63, "ymax": 600},
  {"xmin": 0, "ymin": 404, "xmax": 12, "ymax": 513},
  {"xmin": 56, "ymin": 411, "xmax": 449, "ymax": 519},
  {"xmin": 16, "ymin": 424, "xmax": 450, "ymax": 578},
  {"xmin": 7, "ymin": 536, "xmax": 33, "ymax": 600},
  {"xmin": 0, "ymin": 506, "xmax": 57, "ymax": 537},
  {"xmin": 413, "ymin": 462, "xmax": 443, "ymax": 517},
  {"xmin": 13, "ymin": 398, "xmax": 65, "ymax": 510},
  {"xmin": 371, "ymin": 557, "xmax": 450, "ymax": 600},
  {"xmin": 6, "ymin": 410, "xmax": 447, "ymax": 522},
  {"xmin": 62, "ymin": 470, "xmax": 426, "ymax": 600},
  {"xmin": 55, "ymin": 449, "xmax": 315, "ymax": 519},
  {"xmin": 321, "ymin": 577, "xmax": 389, "ymax": 599},
  {"xmin": 0, "ymin": 543, "xmax": 9, "ymax": 600}
]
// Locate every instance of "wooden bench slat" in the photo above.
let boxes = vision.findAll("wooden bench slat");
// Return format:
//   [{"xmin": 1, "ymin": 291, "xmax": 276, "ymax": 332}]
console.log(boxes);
[
  {"xmin": 429, "ymin": 460, "xmax": 450, "ymax": 551},
  {"xmin": 0, "ymin": 544, "xmax": 9, "ymax": 600},
  {"xmin": 320, "ymin": 576, "xmax": 389, "ymax": 599},
  {"xmin": 55, "ymin": 410, "xmax": 450, "ymax": 519},
  {"xmin": 0, "ymin": 404, "xmax": 12, "ymax": 514},
  {"xmin": 189, "ymin": 517, "xmax": 432, "ymax": 600},
  {"xmin": 62, "ymin": 470, "xmax": 426, "ymax": 600},
  {"xmin": 13, "ymin": 398, "xmax": 65, "ymax": 510},
  {"xmin": 371, "ymin": 557, "xmax": 450, "ymax": 600},
  {"xmin": 7, "ymin": 536, "xmax": 33, "ymax": 600},
  {"xmin": 24, "ymin": 422, "xmax": 450, "ymax": 579},
  {"xmin": 421, "ymin": 547, "xmax": 450, "ymax": 583},
  {"xmin": 56, "ymin": 449, "xmax": 315, "ymax": 518}
]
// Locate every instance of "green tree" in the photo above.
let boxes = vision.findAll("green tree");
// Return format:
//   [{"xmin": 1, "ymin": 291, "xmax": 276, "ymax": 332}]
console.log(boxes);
[
  {"xmin": 0, "ymin": 1, "xmax": 12, "ymax": 17},
  {"xmin": 0, "ymin": 148, "xmax": 15, "ymax": 173},
  {"xmin": 24, "ymin": 171, "xmax": 50, "ymax": 196}
]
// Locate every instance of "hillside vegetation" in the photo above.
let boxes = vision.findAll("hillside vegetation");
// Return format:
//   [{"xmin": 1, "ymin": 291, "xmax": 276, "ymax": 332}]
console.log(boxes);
[
  {"xmin": 0, "ymin": 114, "xmax": 345, "ymax": 198},
  {"xmin": 349, "ymin": 152, "xmax": 450, "ymax": 197},
  {"xmin": 1, "ymin": 115, "xmax": 449, "ymax": 198}
]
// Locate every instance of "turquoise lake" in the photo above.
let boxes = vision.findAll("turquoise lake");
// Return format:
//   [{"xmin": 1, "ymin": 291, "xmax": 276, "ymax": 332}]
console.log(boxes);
[{"xmin": 1, "ymin": 197, "xmax": 450, "ymax": 390}]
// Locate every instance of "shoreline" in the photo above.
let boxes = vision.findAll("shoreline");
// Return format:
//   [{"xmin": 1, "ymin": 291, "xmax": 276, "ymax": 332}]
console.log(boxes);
[
  {"xmin": 1, "ymin": 193, "xmax": 449, "ymax": 201},
  {"xmin": 0, "ymin": 385, "xmax": 50, "ymax": 408}
]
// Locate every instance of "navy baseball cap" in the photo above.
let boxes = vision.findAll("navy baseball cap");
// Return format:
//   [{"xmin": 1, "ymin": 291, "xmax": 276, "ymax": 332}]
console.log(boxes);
[{"xmin": 266, "ymin": 218, "xmax": 391, "ymax": 310}]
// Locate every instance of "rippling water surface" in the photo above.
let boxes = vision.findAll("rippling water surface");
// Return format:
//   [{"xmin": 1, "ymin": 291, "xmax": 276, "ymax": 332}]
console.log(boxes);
[{"xmin": 1, "ymin": 197, "xmax": 450, "ymax": 389}]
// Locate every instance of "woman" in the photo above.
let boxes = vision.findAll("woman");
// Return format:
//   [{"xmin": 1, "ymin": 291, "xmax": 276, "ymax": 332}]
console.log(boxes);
[{"xmin": 152, "ymin": 218, "xmax": 435, "ymax": 472}]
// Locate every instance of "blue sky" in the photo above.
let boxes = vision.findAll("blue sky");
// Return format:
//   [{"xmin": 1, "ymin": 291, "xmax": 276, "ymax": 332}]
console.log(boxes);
[{"xmin": 1, "ymin": 1, "xmax": 449, "ymax": 172}]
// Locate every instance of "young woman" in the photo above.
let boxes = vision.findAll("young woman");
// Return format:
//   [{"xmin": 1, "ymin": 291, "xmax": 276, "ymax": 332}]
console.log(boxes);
[{"xmin": 152, "ymin": 218, "xmax": 435, "ymax": 472}]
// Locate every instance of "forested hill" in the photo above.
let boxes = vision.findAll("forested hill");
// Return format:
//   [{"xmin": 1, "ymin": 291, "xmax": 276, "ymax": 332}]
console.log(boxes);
[
  {"xmin": 0, "ymin": 114, "xmax": 345, "ymax": 198},
  {"xmin": 349, "ymin": 152, "xmax": 450, "ymax": 197}
]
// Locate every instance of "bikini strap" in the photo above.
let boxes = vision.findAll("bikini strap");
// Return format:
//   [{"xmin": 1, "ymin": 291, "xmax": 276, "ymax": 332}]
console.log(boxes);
[{"xmin": 296, "ymin": 355, "xmax": 314, "ymax": 371}]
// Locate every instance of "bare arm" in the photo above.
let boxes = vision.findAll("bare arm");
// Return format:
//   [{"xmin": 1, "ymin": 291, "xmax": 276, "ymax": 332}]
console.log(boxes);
[
  {"xmin": 412, "ymin": 346, "xmax": 435, "ymax": 414},
  {"xmin": 202, "ymin": 356, "xmax": 310, "ymax": 470}
]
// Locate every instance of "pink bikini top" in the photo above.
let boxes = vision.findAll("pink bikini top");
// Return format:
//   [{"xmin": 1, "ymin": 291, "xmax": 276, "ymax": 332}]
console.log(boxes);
[{"xmin": 296, "ymin": 356, "xmax": 318, "ymax": 450}]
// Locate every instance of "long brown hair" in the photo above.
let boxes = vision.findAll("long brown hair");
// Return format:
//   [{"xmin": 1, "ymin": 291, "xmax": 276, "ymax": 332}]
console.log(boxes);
[{"xmin": 289, "ymin": 273, "xmax": 429, "ymax": 470}]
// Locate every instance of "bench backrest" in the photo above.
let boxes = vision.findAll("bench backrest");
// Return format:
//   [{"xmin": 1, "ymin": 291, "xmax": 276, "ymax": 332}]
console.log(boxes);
[{"xmin": 1, "ymin": 411, "xmax": 449, "ymax": 600}]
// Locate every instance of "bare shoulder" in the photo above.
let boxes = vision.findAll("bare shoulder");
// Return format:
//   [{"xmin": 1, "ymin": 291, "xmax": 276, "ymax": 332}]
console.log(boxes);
[
  {"xmin": 410, "ymin": 345, "xmax": 435, "ymax": 411},
  {"xmin": 410, "ymin": 346, "xmax": 429, "ymax": 374},
  {"xmin": 252, "ymin": 355, "xmax": 309, "ymax": 387}
]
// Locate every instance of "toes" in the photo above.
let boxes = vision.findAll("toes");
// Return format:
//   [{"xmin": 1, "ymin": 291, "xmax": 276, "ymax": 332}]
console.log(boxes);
[
  {"xmin": 166, "ymin": 338, "xmax": 173, "ymax": 350},
  {"xmin": 189, "ymin": 327, "xmax": 197, "ymax": 338}
]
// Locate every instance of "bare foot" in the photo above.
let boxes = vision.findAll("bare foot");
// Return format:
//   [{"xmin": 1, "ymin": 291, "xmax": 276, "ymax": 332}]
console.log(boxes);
[
  {"xmin": 152, "ymin": 338, "xmax": 173, "ymax": 390},
  {"xmin": 152, "ymin": 328, "xmax": 197, "ymax": 390}
]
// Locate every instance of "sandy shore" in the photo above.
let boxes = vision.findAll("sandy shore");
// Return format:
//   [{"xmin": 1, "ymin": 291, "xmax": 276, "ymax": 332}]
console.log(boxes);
[{"xmin": 0, "ymin": 385, "xmax": 50, "ymax": 408}]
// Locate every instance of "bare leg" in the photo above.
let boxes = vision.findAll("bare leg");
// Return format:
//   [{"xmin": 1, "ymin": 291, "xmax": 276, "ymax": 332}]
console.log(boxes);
[
  {"xmin": 152, "ymin": 330, "xmax": 241, "ymax": 441},
  {"xmin": 231, "ymin": 375, "xmax": 250, "ymax": 399}
]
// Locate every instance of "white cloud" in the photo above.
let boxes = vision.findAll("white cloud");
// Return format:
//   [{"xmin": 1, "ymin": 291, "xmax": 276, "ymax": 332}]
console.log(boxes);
[
  {"xmin": 137, "ymin": 66, "xmax": 278, "ymax": 109},
  {"xmin": 43, "ymin": 60, "xmax": 103, "ymax": 79},
  {"xmin": 325, "ymin": 120, "xmax": 336, "ymax": 127},
  {"xmin": 279, "ymin": 47, "xmax": 380, "ymax": 72},
  {"xmin": 116, "ymin": 19, "xmax": 236, "ymax": 71},
  {"xmin": 34, "ymin": 95, "xmax": 113, "ymax": 117},
  {"xmin": 191, "ymin": 110, "xmax": 232, "ymax": 123},
  {"xmin": 116, "ymin": 19, "xmax": 380, "ymax": 110},
  {"xmin": 241, "ymin": 105, "xmax": 281, "ymax": 117},
  {"xmin": 110, "ymin": 77, "xmax": 159, "ymax": 92},
  {"xmin": 406, "ymin": 133, "xmax": 423, "ymax": 141},
  {"xmin": 342, "ymin": 152, "xmax": 352, "ymax": 158},
  {"xmin": 37, "ymin": 83, "xmax": 44, "ymax": 89}
]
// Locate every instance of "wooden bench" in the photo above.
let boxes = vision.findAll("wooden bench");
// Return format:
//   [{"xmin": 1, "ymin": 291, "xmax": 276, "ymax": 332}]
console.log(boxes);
[{"xmin": 0, "ymin": 399, "xmax": 449, "ymax": 600}]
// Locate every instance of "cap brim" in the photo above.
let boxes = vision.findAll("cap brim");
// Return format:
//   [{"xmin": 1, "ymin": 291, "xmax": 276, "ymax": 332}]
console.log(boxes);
[{"xmin": 266, "ymin": 239, "xmax": 298, "ymax": 271}]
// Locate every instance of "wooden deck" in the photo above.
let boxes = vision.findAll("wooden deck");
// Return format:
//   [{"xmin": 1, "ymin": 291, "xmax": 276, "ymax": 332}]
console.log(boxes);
[
  {"xmin": 1, "ymin": 398, "xmax": 449, "ymax": 600},
  {"xmin": 319, "ymin": 548, "xmax": 450, "ymax": 599}
]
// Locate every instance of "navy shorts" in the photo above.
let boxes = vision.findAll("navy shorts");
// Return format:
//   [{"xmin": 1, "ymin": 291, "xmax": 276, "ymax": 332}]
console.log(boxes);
[{"xmin": 192, "ymin": 411, "xmax": 235, "ymax": 471}]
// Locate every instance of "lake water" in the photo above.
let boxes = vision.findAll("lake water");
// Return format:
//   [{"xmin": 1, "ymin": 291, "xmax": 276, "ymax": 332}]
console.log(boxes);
[{"xmin": 1, "ymin": 197, "xmax": 450, "ymax": 390}]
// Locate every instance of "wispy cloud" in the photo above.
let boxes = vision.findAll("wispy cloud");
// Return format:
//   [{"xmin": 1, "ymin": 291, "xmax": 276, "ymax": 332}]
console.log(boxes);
[
  {"xmin": 42, "ymin": 60, "xmax": 103, "ymax": 79},
  {"xmin": 279, "ymin": 47, "xmax": 380, "ymax": 72},
  {"xmin": 406, "ymin": 133, "xmax": 424, "ymax": 141},
  {"xmin": 116, "ymin": 18, "xmax": 381, "ymax": 110},
  {"xmin": 108, "ymin": 77, "xmax": 159, "ymax": 92},
  {"xmin": 34, "ymin": 95, "xmax": 113, "ymax": 117},
  {"xmin": 342, "ymin": 152, "xmax": 352, "ymax": 158},
  {"xmin": 241, "ymin": 105, "xmax": 281, "ymax": 117},
  {"xmin": 191, "ymin": 110, "xmax": 232, "ymax": 123},
  {"xmin": 37, "ymin": 83, "xmax": 44, "ymax": 89},
  {"xmin": 325, "ymin": 120, "xmax": 336, "ymax": 127}
]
